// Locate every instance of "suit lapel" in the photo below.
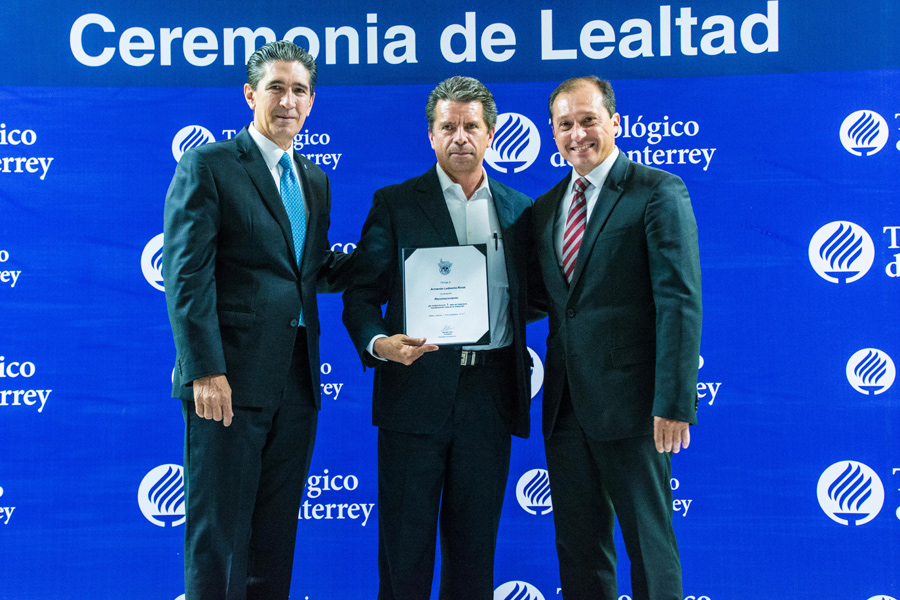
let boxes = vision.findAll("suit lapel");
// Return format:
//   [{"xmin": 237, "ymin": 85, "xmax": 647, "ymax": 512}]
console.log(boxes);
[
  {"xmin": 416, "ymin": 166, "xmax": 459, "ymax": 246},
  {"xmin": 491, "ymin": 179, "xmax": 516, "ymax": 235},
  {"xmin": 567, "ymin": 153, "xmax": 629, "ymax": 290},
  {"xmin": 296, "ymin": 152, "xmax": 323, "ymax": 277},
  {"xmin": 538, "ymin": 175, "xmax": 572, "ymax": 292},
  {"xmin": 489, "ymin": 178, "xmax": 518, "ymax": 290},
  {"xmin": 236, "ymin": 128, "xmax": 300, "ymax": 272}
]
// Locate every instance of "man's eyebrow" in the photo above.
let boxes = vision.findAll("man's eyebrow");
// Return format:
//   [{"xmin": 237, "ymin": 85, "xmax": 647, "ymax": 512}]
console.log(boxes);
[{"xmin": 265, "ymin": 79, "xmax": 309, "ymax": 91}]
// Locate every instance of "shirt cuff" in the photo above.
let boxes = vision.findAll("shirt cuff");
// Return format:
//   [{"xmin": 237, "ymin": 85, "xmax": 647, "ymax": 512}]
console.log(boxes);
[{"xmin": 367, "ymin": 334, "xmax": 389, "ymax": 361}]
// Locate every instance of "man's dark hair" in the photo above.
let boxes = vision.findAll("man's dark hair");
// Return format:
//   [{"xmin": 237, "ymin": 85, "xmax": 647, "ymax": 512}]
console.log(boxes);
[
  {"xmin": 548, "ymin": 76, "xmax": 616, "ymax": 119},
  {"xmin": 247, "ymin": 40, "xmax": 317, "ymax": 92},
  {"xmin": 426, "ymin": 76, "xmax": 497, "ymax": 131}
]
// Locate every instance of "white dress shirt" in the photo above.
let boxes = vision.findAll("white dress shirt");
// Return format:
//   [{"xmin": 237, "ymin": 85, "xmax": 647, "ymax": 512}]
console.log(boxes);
[
  {"xmin": 247, "ymin": 123, "xmax": 309, "ymax": 223},
  {"xmin": 435, "ymin": 164, "xmax": 512, "ymax": 351},
  {"xmin": 554, "ymin": 147, "xmax": 619, "ymax": 266},
  {"xmin": 367, "ymin": 165, "xmax": 513, "ymax": 359}
]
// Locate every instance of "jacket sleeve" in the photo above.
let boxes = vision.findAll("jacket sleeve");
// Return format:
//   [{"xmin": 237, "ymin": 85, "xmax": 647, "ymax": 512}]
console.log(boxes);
[
  {"xmin": 162, "ymin": 149, "xmax": 226, "ymax": 386},
  {"xmin": 526, "ymin": 215, "xmax": 550, "ymax": 323},
  {"xmin": 342, "ymin": 189, "xmax": 396, "ymax": 366},
  {"xmin": 645, "ymin": 174, "xmax": 702, "ymax": 423},
  {"xmin": 313, "ymin": 172, "xmax": 357, "ymax": 294}
]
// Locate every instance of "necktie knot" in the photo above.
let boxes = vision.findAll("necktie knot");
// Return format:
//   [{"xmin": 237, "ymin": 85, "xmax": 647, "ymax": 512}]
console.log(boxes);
[
  {"xmin": 573, "ymin": 176, "xmax": 588, "ymax": 196},
  {"xmin": 279, "ymin": 152, "xmax": 294, "ymax": 177}
]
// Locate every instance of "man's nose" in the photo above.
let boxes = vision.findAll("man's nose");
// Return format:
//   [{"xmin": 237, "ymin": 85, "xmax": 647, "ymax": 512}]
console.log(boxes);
[
  {"xmin": 281, "ymin": 91, "xmax": 297, "ymax": 108},
  {"xmin": 571, "ymin": 123, "xmax": 587, "ymax": 140}
]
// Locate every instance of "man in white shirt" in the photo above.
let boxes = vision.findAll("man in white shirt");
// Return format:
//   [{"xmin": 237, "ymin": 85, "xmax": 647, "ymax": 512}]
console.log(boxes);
[{"xmin": 342, "ymin": 76, "xmax": 533, "ymax": 600}]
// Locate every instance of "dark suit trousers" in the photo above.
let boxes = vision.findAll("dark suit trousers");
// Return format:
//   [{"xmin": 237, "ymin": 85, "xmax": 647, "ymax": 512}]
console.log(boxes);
[
  {"xmin": 376, "ymin": 359, "xmax": 514, "ymax": 600},
  {"xmin": 183, "ymin": 332, "xmax": 318, "ymax": 600},
  {"xmin": 545, "ymin": 389, "xmax": 683, "ymax": 600}
]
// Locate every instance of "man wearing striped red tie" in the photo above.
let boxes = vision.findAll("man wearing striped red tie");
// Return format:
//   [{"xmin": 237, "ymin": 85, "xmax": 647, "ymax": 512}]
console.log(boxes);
[{"xmin": 530, "ymin": 76, "xmax": 702, "ymax": 600}]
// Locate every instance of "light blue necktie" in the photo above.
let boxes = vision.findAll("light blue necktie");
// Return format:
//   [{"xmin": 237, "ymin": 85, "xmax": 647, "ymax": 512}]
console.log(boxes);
[{"xmin": 279, "ymin": 152, "xmax": 307, "ymax": 326}]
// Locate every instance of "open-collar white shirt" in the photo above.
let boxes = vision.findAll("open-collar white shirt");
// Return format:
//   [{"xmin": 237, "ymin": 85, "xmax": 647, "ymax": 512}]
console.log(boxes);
[{"xmin": 436, "ymin": 164, "xmax": 512, "ymax": 351}]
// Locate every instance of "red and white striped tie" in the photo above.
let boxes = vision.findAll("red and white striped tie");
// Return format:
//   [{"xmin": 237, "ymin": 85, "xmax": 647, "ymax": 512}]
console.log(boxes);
[{"xmin": 561, "ymin": 177, "xmax": 589, "ymax": 282}]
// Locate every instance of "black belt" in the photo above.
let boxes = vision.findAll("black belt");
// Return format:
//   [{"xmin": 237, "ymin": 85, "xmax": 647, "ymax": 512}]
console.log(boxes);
[{"xmin": 459, "ymin": 346, "xmax": 513, "ymax": 367}]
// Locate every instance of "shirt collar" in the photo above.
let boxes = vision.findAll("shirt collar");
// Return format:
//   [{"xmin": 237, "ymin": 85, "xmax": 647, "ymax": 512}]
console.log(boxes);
[
  {"xmin": 435, "ymin": 163, "xmax": 493, "ymax": 200},
  {"xmin": 571, "ymin": 146, "xmax": 619, "ymax": 192},
  {"xmin": 248, "ymin": 123, "xmax": 291, "ymax": 172}
]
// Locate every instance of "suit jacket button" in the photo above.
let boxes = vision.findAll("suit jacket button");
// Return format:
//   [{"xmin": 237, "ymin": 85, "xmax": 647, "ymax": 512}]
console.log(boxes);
[
  {"xmin": 566, "ymin": 308, "xmax": 576, "ymax": 318},
  {"xmin": 290, "ymin": 318, "xmax": 299, "ymax": 327}
]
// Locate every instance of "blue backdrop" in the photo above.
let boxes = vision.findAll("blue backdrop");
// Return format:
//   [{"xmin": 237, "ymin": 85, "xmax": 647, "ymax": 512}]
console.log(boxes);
[{"xmin": 2, "ymin": 1, "xmax": 898, "ymax": 599}]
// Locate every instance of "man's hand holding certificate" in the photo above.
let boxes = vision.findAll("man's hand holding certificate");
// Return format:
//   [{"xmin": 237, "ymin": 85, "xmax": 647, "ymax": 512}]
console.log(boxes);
[{"xmin": 372, "ymin": 335, "xmax": 439, "ymax": 364}]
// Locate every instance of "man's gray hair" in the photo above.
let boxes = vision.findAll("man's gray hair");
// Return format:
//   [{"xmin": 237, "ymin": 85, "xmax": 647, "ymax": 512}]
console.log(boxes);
[
  {"xmin": 247, "ymin": 40, "xmax": 317, "ymax": 92},
  {"xmin": 426, "ymin": 76, "xmax": 497, "ymax": 131},
  {"xmin": 548, "ymin": 76, "xmax": 616, "ymax": 119}
]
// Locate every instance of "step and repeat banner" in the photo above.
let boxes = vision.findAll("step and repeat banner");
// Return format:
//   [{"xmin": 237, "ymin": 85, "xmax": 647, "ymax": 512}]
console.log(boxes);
[{"xmin": 2, "ymin": 1, "xmax": 898, "ymax": 598}]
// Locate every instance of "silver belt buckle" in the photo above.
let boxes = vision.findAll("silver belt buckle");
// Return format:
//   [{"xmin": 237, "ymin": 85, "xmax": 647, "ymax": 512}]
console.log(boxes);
[{"xmin": 460, "ymin": 350, "xmax": 476, "ymax": 366}]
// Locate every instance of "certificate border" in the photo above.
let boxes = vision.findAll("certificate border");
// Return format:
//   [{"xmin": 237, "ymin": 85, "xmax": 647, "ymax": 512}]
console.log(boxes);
[{"xmin": 401, "ymin": 244, "xmax": 491, "ymax": 346}]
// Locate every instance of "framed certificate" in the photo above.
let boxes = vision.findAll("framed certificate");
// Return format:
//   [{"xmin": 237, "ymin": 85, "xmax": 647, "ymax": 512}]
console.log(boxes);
[{"xmin": 401, "ymin": 244, "xmax": 490, "ymax": 346}]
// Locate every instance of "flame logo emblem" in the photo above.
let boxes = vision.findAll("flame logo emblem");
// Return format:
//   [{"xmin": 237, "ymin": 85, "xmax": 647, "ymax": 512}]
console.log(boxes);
[
  {"xmin": 141, "ymin": 233, "xmax": 165, "ymax": 291},
  {"xmin": 817, "ymin": 461, "xmax": 884, "ymax": 526},
  {"xmin": 515, "ymin": 468, "xmax": 553, "ymax": 515},
  {"xmin": 846, "ymin": 348, "xmax": 895, "ymax": 395},
  {"xmin": 172, "ymin": 125, "xmax": 215, "ymax": 162},
  {"xmin": 808, "ymin": 221, "xmax": 874, "ymax": 284},
  {"xmin": 840, "ymin": 110, "xmax": 889, "ymax": 156},
  {"xmin": 485, "ymin": 113, "xmax": 541, "ymax": 174},
  {"xmin": 138, "ymin": 464, "xmax": 186, "ymax": 527},
  {"xmin": 494, "ymin": 581, "xmax": 546, "ymax": 600}
]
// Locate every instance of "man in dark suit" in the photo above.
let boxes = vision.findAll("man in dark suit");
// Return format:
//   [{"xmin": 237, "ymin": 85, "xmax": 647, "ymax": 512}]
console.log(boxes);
[
  {"xmin": 163, "ymin": 41, "xmax": 351, "ymax": 600},
  {"xmin": 342, "ymin": 76, "xmax": 532, "ymax": 600},
  {"xmin": 531, "ymin": 77, "xmax": 702, "ymax": 600}
]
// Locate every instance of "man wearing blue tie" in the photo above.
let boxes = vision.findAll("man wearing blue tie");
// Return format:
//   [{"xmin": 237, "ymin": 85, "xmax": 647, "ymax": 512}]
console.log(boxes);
[{"xmin": 163, "ymin": 40, "xmax": 352, "ymax": 600}]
